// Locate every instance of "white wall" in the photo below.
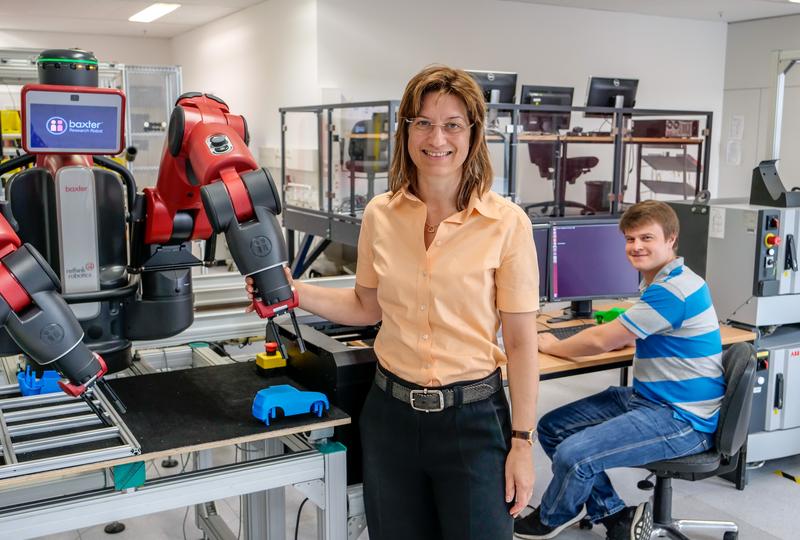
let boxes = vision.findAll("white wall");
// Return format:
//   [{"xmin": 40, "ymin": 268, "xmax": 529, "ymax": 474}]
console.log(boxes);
[
  {"xmin": 169, "ymin": 0, "xmax": 727, "ymax": 205},
  {"xmin": 721, "ymin": 15, "xmax": 800, "ymax": 198},
  {"xmin": 0, "ymin": 29, "xmax": 172, "ymax": 65},
  {"xmin": 171, "ymin": 0, "xmax": 317, "ymax": 153},
  {"xmin": 317, "ymin": 0, "xmax": 727, "ymax": 203}
]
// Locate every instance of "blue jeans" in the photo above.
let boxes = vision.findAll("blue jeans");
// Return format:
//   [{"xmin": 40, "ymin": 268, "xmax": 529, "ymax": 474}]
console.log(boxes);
[{"xmin": 538, "ymin": 386, "xmax": 713, "ymax": 527}]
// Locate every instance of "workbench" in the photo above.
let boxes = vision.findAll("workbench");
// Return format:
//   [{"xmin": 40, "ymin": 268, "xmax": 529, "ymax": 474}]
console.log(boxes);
[{"xmin": 0, "ymin": 361, "xmax": 351, "ymax": 540}]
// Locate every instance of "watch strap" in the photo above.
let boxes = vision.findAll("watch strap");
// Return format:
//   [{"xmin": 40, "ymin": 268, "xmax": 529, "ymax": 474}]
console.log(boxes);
[{"xmin": 511, "ymin": 429, "xmax": 537, "ymax": 445}]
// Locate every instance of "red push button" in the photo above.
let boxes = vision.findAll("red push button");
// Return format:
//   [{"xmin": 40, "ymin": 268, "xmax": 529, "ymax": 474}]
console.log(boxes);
[{"xmin": 765, "ymin": 233, "xmax": 781, "ymax": 248}]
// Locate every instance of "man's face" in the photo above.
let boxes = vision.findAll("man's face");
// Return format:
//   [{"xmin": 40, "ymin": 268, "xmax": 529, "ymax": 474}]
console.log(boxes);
[{"xmin": 623, "ymin": 221, "xmax": 676, "ymax": 275}]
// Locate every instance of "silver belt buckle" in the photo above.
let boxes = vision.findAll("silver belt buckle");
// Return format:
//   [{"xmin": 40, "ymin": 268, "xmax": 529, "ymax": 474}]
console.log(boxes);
[{"xmin": 409, "ymin": 388, "xmax": 445, "ymax": 413}]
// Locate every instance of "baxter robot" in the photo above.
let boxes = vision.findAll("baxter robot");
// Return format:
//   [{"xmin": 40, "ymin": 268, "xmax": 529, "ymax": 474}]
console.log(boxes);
[{"xmin": 0, "ymin": 49, "xmax": 305, "ymax": 406}]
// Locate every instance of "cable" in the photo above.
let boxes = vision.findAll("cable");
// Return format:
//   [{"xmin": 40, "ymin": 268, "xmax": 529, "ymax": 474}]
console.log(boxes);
[
  {"xmin": 294, "ymin": 498, "xmax": 309, "ymax": 540},
  {"xmin": 182, "ymin": 505, "xmax": 190, "ymax": 540},
  {"xmin": 4, "ymin": 84, "xmax": 17, "ymax": 110},
  {"xmin": 725, "ymin": 295, "xmax": 756, "ymax": 324}
]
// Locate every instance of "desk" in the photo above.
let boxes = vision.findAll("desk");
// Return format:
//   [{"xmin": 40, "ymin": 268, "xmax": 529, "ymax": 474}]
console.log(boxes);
[
  {"xmin": 0, "ymin": 362, "xmax": 351, "ymax": 540},
  {"xmin": 536, "ymin": 309, "xmax": 756, "ymax": 382}
]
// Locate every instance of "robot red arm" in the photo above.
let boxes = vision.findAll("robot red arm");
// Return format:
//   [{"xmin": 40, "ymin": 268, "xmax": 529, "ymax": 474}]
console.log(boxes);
[
  {"xmin": 0, "ymin": 212, "xmax": 106, "ymax": 397},
  {"xmin": 142, "ymin": 93, "xmax": 306, "ymax": 355}
]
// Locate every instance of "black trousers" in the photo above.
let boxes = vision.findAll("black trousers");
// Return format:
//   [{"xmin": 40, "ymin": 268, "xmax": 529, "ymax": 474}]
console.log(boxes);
[{"xmin": 360, "ymin": 368, "xmax": 513, "ymax": 540}]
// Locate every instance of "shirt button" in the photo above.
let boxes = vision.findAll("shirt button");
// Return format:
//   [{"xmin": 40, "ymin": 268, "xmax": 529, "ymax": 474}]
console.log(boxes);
[
  {"xmin": 422, "ymin": 334, "xmax": 429, "ymax": 340},
  {"xmin": 435, "ymin": 240, "xmax": 442, "ymax": 246},
  {"xmin": 420, "ymin": 304, "xmax": 426, "ymax": 311}
]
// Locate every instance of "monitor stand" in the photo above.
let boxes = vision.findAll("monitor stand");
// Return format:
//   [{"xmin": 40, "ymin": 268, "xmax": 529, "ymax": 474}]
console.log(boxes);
[{"xmin": 547, "ymin": 300, "xmax": 594, "ymax": 323}]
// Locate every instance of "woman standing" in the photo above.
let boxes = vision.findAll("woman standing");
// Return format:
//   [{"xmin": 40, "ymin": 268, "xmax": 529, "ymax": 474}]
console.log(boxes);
[{"xmin": 249, "ymin": 65, "xmax": 540, "ymax": 539}]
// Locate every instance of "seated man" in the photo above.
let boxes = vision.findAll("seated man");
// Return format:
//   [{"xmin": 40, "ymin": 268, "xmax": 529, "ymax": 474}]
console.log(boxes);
[{"xmin": 515, "ymin": 200, "xmax": 724, "ymax": 540}]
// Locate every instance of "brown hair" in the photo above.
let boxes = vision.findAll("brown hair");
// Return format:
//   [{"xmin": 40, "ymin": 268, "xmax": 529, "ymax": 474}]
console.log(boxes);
[
  {"xmin": 619, "ymin": 200, "xmax": 680, "ymax": 252},
  {"xmin": 389, "ymin": 65, "xmax": 492, "ymax": 210}
]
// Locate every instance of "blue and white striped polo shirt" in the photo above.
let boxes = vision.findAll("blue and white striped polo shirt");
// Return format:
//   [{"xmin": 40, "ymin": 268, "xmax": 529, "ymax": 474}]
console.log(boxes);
[{"xmin": 618, "ymin": 257, "xmax": 724, "ymax": 433}]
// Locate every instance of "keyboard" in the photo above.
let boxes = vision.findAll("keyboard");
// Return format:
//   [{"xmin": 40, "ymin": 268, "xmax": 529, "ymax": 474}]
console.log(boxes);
[{"xmin": 542, "ymin": 323, "xmax": 596, "ymax": 340}]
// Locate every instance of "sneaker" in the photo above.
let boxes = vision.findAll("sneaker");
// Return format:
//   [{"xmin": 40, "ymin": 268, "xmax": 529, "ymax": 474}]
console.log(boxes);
[
  {"xmin": 603, "ymin": 501, "xmax": 653, "ymax": 540},
  {"xmin": 514, "ymin": 506, "xmax": 586, "ymax": 539}
]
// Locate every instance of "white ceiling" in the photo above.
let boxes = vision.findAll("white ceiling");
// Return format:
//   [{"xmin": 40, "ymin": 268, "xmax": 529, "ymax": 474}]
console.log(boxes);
[
  {"xmin": 505, "ymin": 0, "xmax": 800, "ymax": 22},
  {"xmin": 0, "ymin": 0, "xmax": 265, "ymax": 39},
  {"xmin": 2, "ymin": 0, "xmax": 800, "ymax": 40}
]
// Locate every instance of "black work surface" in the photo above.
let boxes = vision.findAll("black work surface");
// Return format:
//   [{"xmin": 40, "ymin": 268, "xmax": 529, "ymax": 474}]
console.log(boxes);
[{"xmin": 107, "ymin": 361, "xmax": 349, "ymax": 455}]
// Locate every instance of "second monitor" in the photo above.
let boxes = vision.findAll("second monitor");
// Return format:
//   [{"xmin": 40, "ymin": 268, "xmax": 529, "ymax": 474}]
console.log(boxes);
[
  {"xmin": 465, "ymin": 70, "xmax": 517, "ymax": 104},
  {"xmin": 520, "ymin": 85, "xmax": 573, "ymax": 134},
  {"xmin": 585, "ymin": 76, "xmax": 639, "ymax": 117},
  {"xmin": 533, "ymin": 224, "xmax": 550, "ymax": 302},
  {"xmin": 550, "ymin": 219, "xmax": 640, "ymax": 321}
]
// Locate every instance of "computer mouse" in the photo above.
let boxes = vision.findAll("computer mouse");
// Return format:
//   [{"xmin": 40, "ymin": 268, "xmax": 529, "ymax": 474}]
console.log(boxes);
[{"xmin": 572, "ymin": 126, "xmax": 584, "ymax": 134}]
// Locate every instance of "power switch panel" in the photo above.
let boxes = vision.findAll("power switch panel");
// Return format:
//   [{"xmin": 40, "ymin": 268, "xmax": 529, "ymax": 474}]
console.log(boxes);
[{"xmin": 756, "ymin": 210, "xmax": 782, "ymax": 296}]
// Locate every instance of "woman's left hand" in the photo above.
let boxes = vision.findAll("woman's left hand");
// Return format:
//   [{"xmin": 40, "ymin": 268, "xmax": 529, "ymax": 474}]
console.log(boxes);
[{"xmin": 505, "ymin": 441, "xmax": 535, "ymax": 517}]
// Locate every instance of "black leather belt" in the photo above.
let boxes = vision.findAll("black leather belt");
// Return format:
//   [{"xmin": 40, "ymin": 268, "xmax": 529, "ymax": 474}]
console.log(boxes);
[{"xmin": 374, "ymin": 365, "xmax": 502, "ymax": 412}]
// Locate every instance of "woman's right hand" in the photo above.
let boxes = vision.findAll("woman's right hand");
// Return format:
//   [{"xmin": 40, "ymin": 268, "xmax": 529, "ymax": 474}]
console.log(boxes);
[{"xmin": 244, "ymin": 267, "xmax": 295, "ymax": 314}]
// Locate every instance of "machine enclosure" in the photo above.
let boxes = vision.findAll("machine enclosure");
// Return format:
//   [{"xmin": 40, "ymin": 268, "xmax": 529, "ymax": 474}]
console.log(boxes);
[
  {"xmin": 746, "ymin": 326, "xmax": 800, "ymax": 462},
  {"xmin": 280, "ymin": 320, "xmax": 378, "ymax": 485},
  {"xmin": 670, "ymin": 199, "xmax": 800, "ymax": 327}
]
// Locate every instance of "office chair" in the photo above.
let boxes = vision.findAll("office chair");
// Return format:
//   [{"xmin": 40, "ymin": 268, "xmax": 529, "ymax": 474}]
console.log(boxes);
[
  {"xmin": 523, "ymin": 141, "xmax": 599, "ymax": 216},
  {"xmin": 637, "ymin": 342, "xmax": 757, "ymax": 540}
]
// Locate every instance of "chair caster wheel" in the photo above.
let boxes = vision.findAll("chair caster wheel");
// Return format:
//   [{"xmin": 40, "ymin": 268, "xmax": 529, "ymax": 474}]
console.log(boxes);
[
  {"xmin": 104, "ymin": 522, "xmax": 125, "ymax": 534},
  {"xmin": 723, "ymin": 532, "xmax": 738, "ymax": 540},
  {"xmin": 579, "ymin": 517, "xmax": 593, "ymax": 530},
  {"xmin": 637, "ymin": 479, "xmax": 655, "ymax": 490}
]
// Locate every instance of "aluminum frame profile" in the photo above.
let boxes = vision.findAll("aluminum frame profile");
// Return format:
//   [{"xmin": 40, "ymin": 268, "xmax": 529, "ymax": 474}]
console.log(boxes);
[
  {"xmin": 0, "ymin": 386, "xmax": 140, "ymax": 479},
  {"xmin": 0, "ymin": 451, "xmax": 335, "ymax": 539}
]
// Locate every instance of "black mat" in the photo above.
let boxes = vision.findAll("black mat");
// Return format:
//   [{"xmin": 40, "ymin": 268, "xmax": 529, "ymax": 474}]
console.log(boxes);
[{"xmin": 107, "ymin": 362, "xmax": 348, "ymax": 454}]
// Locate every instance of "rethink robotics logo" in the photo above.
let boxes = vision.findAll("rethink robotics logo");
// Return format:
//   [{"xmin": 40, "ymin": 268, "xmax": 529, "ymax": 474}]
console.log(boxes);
[{"xmin": 46, "ymin": 115, "xmax": 104, "ymax": 136}]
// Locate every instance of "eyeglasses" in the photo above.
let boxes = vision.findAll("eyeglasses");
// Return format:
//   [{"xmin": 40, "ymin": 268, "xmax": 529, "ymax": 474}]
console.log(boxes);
[{"xmin": 404, "ymin": 117, "xmax": 473, "ymax": 134}]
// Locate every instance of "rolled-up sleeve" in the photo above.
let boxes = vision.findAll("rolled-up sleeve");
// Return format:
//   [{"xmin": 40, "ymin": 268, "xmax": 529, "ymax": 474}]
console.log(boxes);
[
  {"xmin": 355, "ymin": 203, "xmax": 379, "ymax": 288},
  {"xmin": 495, "ymin": 214, "xmax": 539, "ymax": 313}
]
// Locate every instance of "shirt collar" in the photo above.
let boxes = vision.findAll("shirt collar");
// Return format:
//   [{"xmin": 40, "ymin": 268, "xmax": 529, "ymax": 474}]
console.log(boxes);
[
  {"xmin": 388, "ymin": 188, "xmax": 501, "ymax": 222},
  {"xmin": 653, "ymin": 257, "xmax": 684, "ymax": 283}
]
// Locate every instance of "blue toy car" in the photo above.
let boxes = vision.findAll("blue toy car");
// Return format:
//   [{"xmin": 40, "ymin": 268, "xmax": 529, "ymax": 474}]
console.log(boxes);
[{"xmin": 252, "ymin": 385, "xmax": 329, "ymax": 426}]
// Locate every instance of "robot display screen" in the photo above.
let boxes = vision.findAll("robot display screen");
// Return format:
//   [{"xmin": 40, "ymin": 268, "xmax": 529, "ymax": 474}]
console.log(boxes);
[
  {"xmin": 533, "ymin": 225, "xmax": 549, "ymax": 301},
  {"xmin": 550, "ymin": 221, "xmax": 640, "ymax": 301},
  {"xmin": 24, "ymin": 89, "xmax": 123, "ymax": 154}
]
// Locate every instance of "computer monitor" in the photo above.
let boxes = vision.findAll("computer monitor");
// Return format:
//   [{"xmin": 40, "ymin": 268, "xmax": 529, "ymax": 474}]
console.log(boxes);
[
  {"xmin": 549, "ymin": 219, "xmax": 640, "ymax": 321},
  {"xmin": 533, "ymin": 224, "xmax": 550, "ymax": 302},
  {"xmin": 519, "ymin": 85, "xmax": 573, "ymax": 133},
  {"xmin": 465, "ymin": 70, "xmax": 517, "ymax": 104},
  {"xmin": 585, "ymin": 77, "xmax": 638, "ymax": 118}
]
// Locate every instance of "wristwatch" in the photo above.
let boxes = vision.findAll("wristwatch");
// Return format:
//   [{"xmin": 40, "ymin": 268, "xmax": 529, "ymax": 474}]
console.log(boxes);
[{"xmin": 511, "ymin": 429, "xmax": 537, "ymax": 446}]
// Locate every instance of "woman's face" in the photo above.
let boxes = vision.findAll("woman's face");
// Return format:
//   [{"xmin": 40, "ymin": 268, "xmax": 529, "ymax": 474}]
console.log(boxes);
[{"xmin": 407, "ymin": 92, "xmax": 472, "ymax": 185}]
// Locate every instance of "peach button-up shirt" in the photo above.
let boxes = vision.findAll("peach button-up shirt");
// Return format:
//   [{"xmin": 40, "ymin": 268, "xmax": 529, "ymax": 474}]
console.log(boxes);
[{"xmin": 355, "ymin": 188, "xmax": 539, "ymax": 387}]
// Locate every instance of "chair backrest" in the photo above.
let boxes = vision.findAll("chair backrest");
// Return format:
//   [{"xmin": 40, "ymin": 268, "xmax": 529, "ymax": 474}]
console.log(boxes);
[
  {"xmin": 715, "ymin": 342, "xmax": 757, "ymax": 456},
  {"xmin": 527, "ymin": 142, "xmax": 557, "ymax": 179},
  {"xmin": 563, "ymin": 156, "xmax": 600, "ymax": 184}
]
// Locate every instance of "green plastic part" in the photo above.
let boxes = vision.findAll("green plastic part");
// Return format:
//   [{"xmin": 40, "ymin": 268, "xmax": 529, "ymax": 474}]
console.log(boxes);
[
  {"xmin": 594, "ymin": 307, "xmax": 627, "ymax": 325},
  {"xmin": 112, "ymin": 461, "xmax": 146, "ymax": 490},
  {"xmin": 316, "ymin": 441, "xmax": 347, "ymax": 455}
]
